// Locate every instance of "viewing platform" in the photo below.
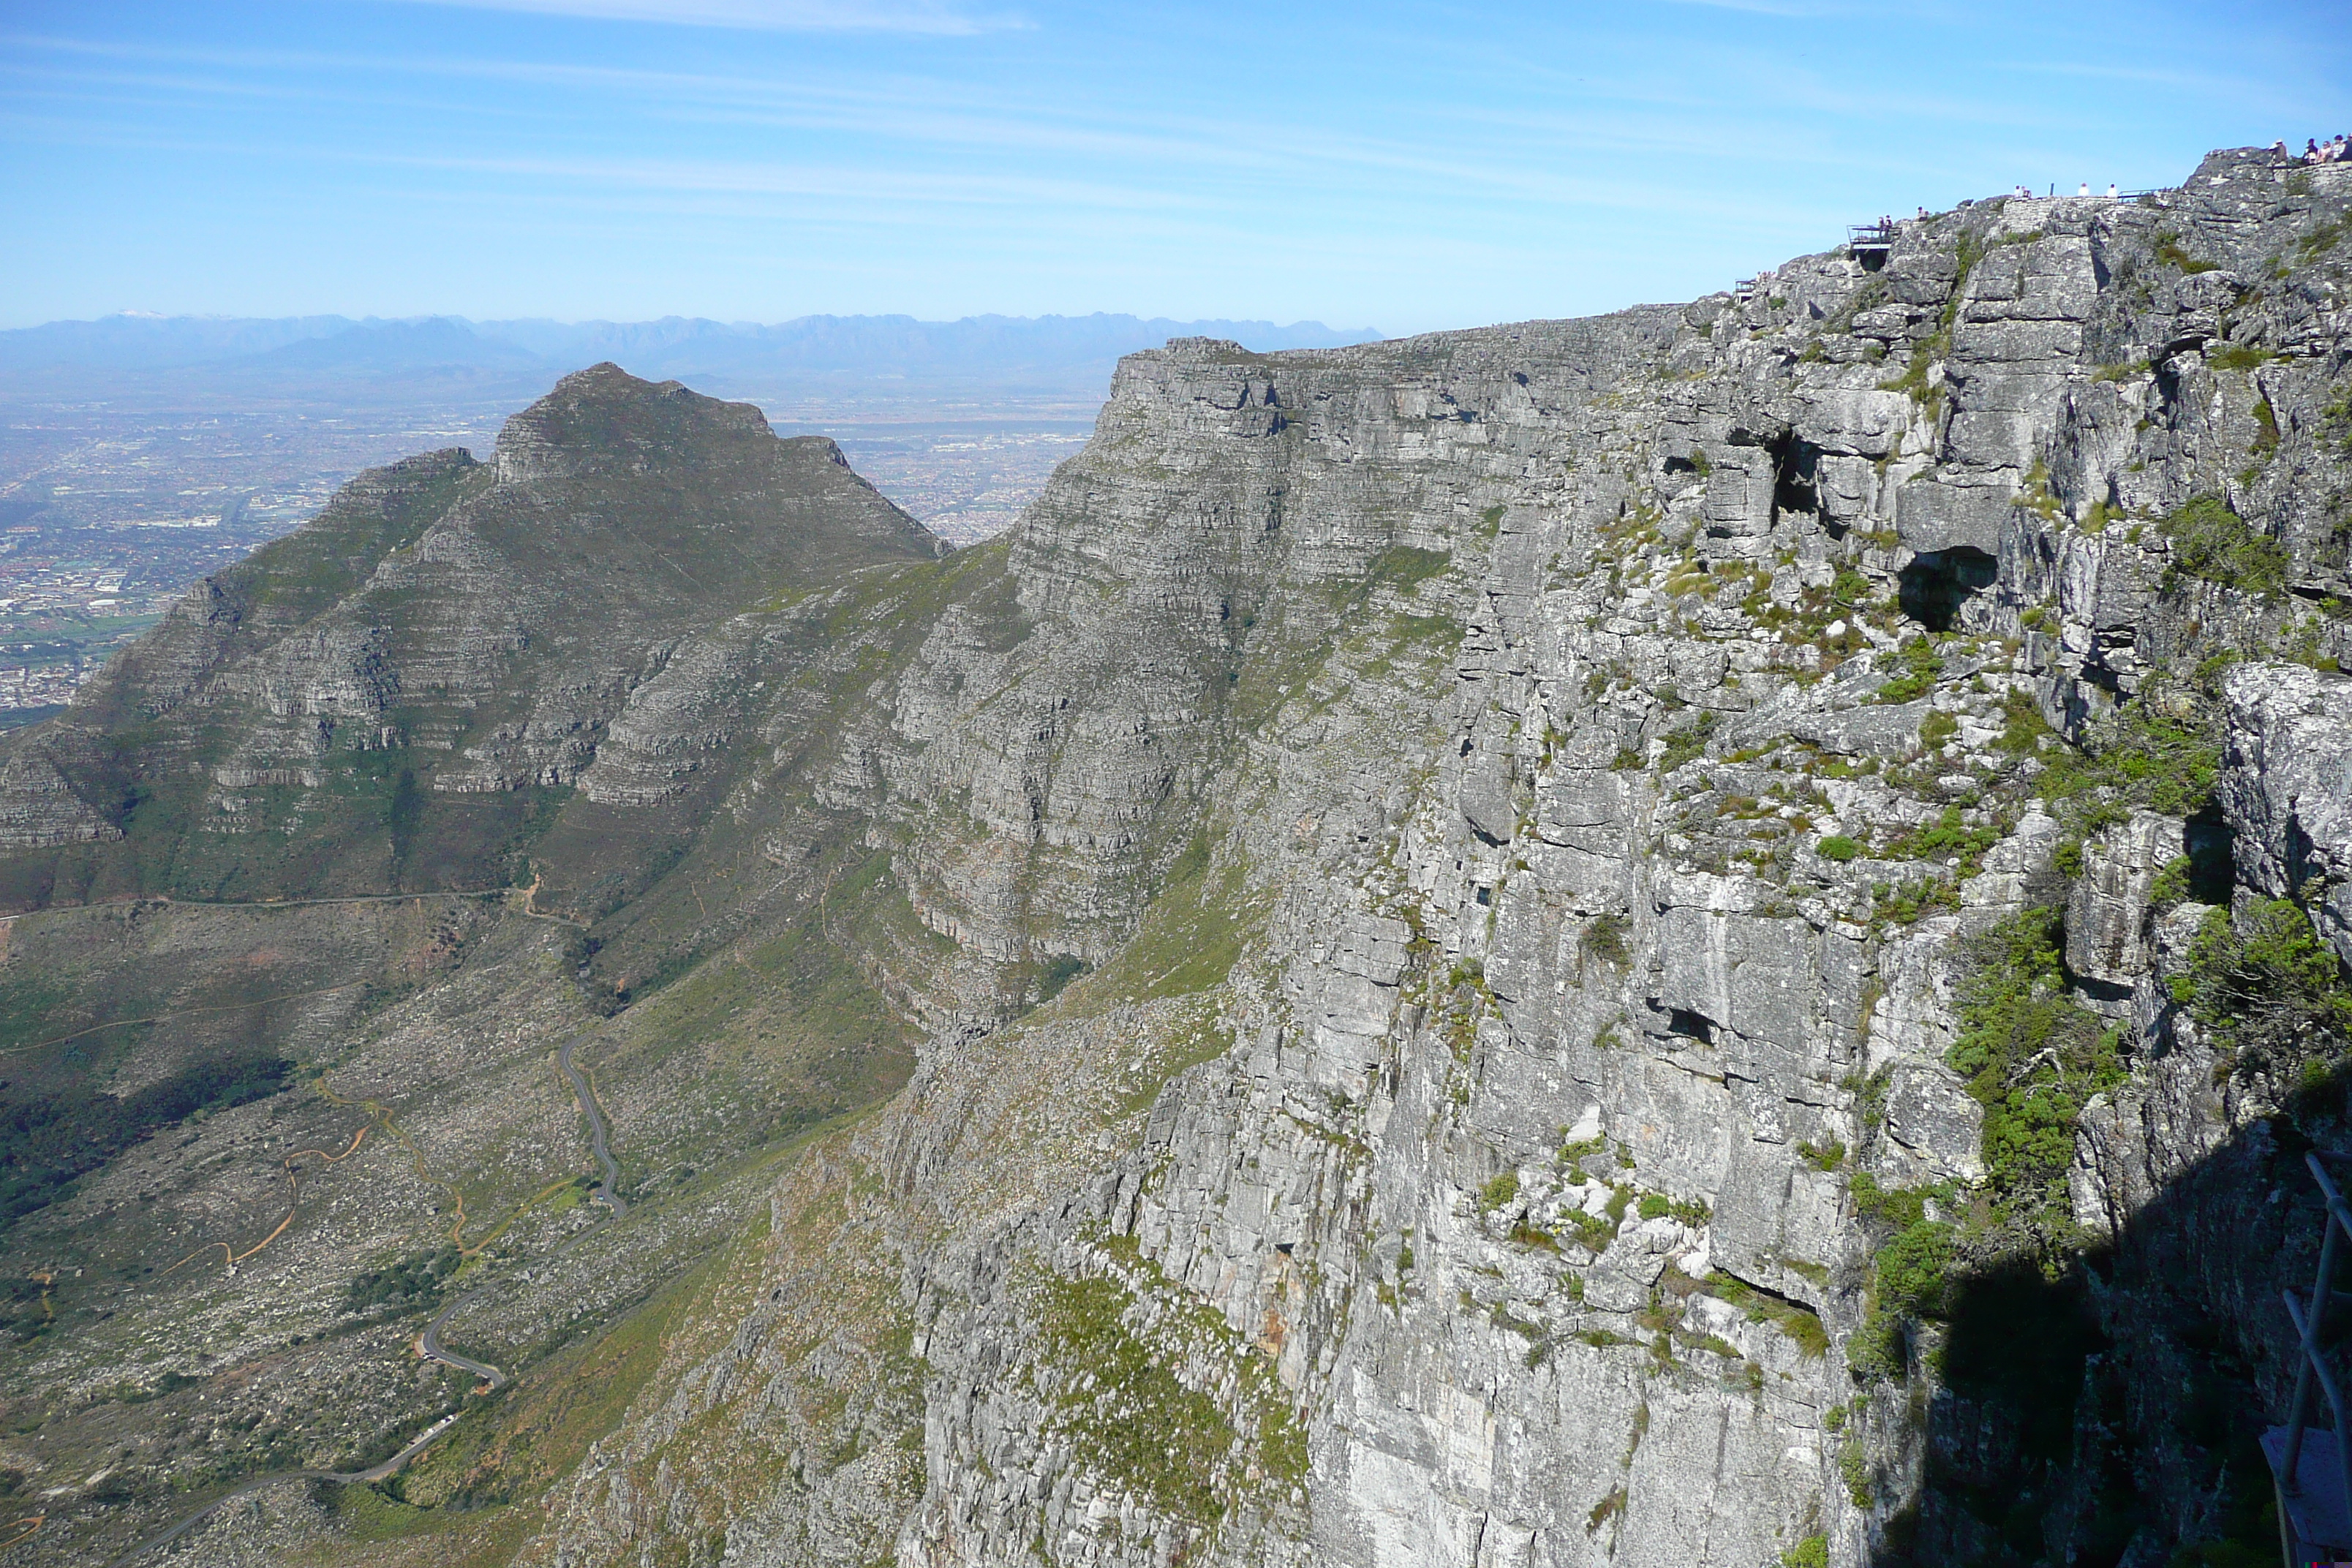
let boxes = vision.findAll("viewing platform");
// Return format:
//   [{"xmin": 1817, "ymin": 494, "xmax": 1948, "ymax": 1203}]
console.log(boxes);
[{"xmin": 1847, "ymin": 222, "xmax": 1898, "ymax": 263}]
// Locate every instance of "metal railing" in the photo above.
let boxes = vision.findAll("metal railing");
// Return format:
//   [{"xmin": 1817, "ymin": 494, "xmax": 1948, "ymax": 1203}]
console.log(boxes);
[{"xmin": 2268, "ymin": 1151, "xmax": 2352, "ymax": 1567}]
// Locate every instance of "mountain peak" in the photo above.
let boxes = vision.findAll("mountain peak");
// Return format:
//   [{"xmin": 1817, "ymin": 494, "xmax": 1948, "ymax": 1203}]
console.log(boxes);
[{"xmin": 492, "ymin": 361, "xmax": 773, "ymax": 485}]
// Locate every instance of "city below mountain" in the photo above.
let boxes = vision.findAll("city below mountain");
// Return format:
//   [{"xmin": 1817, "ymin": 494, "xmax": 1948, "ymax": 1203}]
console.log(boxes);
[
  {"xmin": 1, "ymin": 148, "xmax": 2349, "ymax": 1568},
  {"xmin": 0, "ymin": 315, "xmax": 1385, "ymax": 725}
]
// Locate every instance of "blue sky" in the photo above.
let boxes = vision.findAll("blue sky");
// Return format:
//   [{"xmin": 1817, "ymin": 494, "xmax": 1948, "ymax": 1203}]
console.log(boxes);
[{"xmin": 2, "ymin": 1, "xmax": 2345, "ymax": 337}]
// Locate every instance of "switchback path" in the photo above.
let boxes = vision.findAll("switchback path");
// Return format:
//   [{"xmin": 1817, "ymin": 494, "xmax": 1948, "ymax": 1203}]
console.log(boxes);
[{"xmin": 162, "ymin": 1126, "xmax": 371, "ymax": 1277}]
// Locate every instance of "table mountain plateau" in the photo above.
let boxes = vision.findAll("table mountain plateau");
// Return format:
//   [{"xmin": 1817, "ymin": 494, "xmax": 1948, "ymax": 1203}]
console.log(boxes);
[{"xmin": 4, "ymin": 148, "xmax": 2352, "ymax": 1568}]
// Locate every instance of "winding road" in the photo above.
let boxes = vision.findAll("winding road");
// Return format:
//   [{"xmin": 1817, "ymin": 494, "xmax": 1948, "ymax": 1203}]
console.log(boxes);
[
  {"xmin": 102, "ymin": 1409, "xmax": 470, "ymax": 1568},
  {"xmin": 408, "ymin": 1034, "xmax": 623, "ymax": 1392},
  {"xmin": 557, "ymin": 1034, "xmax": 628, "ymax": 1219},
  {"xmin": 416, "ymin": 1292, "xmax": 507, "ymax": 1395},
  {"xmin": 104, "ymin": 1035, "xmax": 625, "ymax": 1566}
]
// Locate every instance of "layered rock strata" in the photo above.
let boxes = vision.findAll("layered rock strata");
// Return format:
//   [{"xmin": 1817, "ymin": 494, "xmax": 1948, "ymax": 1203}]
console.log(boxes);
[{"xmin": 4, "ymin": 149, "xmax": 2351, "ymax": 1568}]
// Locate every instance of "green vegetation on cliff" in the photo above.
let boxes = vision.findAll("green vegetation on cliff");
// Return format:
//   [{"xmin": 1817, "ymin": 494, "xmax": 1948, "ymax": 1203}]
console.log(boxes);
[
  {"xmin": 1952, "ymin": 908, "xmax": 2124, "ymax": 1245},
  {"xmin": 2173, "ymin": 897, "xmax": 2352, "ymax": 1081}
]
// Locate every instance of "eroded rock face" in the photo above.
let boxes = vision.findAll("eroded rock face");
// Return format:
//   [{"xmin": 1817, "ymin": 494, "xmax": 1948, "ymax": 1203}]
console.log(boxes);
[
  {"xmin": 0, "ymin": 363, "xmax": 943, "ymax": 907},
  {"xmin": 2066, "ymin": 809, "xmax": 2185, "ymax": 992},
  {"xmin": 856, "ymin": 154, "xmax": 2350, "ymax": 1568},
  {"xmin": 10, "ymin": 151, "xmax": 2352, "ymax": 1568},
  {"xmin": 2222, "ymin": 662, "xmax": 2352, "ymax": 966},
  {"xmin": 510, "ymin": 153, "xmax": 2352, "ymax": 1568}
]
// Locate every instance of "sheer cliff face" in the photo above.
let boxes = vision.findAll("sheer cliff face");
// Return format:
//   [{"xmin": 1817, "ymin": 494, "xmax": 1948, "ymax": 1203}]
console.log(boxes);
[
  {"xmin": 7, "ymin": 152, "xmax": 2352, "ymax": 1568},
  {"xmin": 555, "ymin": 150, "xmax": 2351, "ymax": 1568}
]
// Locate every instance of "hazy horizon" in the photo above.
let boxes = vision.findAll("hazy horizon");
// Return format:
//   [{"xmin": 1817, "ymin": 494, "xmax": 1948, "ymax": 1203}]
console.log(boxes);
[{"xmin": 9, "ymin": 1, "xmax": 2346, "ymax": 338}]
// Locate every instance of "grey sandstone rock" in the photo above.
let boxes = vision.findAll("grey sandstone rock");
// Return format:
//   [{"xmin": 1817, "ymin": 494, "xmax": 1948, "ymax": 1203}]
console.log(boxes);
[
  {"xmin": 11, "ymin": 149, "xmax": 2352, "ymax": 1568},
  {"xmin": 2221, "ymin": 661, "xmax": 2352, "ymax": 965}
]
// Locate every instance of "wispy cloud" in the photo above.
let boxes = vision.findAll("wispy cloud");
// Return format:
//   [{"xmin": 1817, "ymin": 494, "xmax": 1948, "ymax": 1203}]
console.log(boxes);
[
  {"xmin": 1648, "ymin": 0, "xmax": 1875, "ymax": 18},
  {"xmin": 9, "ymin": 3, "xmax": 2329, "ymax": 329},
  {"xmin": 388, "ymin": 0, "xmax": 1022, "ymax": 33},
  {"xmin": 0, "ymin": 34, "xmax": 1833, "ymax": 220}
]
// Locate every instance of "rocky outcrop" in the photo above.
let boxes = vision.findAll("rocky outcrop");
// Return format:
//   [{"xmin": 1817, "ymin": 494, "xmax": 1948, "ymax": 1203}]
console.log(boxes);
[
  {"xmin": 497, "ymin": 150, "xmax": 2352, "ymax": 1568},
  {"xmin": 0, "ymin": 748, "xmax": 118, "ymax": 848},
  {"xmin": 2221, "ymin": 661, "xmax": 2352, "ymax": 965},
  {"xmin": 11, "ymin": 151, "xmax": 2352, "ymax": 1568}
]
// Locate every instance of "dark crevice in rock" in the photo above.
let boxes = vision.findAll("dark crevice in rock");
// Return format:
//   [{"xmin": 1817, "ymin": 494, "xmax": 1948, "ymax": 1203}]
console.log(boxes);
[
  {"xmin": 2070, "ymin": 970, "xmax": 2138, "ymax": 1006},
  {"xmin": 1899, "ymin": 547, "xmax": 1999, "ymax": 633},
  {"xmin": 2186, "ymin": 804, "xmax": 2236, "ymax": 904},
  {"xmin": 1661, "ymin": 1006, "xmax": 1716, "ymax": 1045},
  {"xmin": 1769, "ymin": 431, "xmax": 1822, "ymax": 524}
]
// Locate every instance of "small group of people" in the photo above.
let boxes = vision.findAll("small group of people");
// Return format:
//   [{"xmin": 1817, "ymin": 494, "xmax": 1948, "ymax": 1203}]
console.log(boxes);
[
  {"xmin": 2283, "ymin": 136, "xmax": 2350, "ymax": 165},
  {"xmin": 1863, "ymin": 206, "xmax": 1933, "ymax": 233}
]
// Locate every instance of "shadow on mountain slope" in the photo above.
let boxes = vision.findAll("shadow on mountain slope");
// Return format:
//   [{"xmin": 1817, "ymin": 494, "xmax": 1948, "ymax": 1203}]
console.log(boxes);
[{"xmin": 1870, "ymin": 1070, "xmax": 2352, "ymax": 1567}]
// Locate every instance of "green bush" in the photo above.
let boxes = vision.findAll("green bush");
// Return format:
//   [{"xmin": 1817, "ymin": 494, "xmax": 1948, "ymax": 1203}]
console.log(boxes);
[
  {"xmin": 1871, "ymin": 1206, "xmax": 1956, "ymax": 1319},
  {"xmin": 1891, "ymin": 804, "xmax": 2001, "ymax": 872},
  {"xmin": 1875, "ymin": 638, "xmax": 1945, "ymax": 704},
  {"xmin": 1872, "ymin": 875, "xmax": 1960, "ymax": 925},
  {"xmin": 2153, "ymin": 234, "xmax": 2218, "ymax": 273},
  {"xmin": 1817, "ymin": 834, "xmax": 1863, "ymax": 862},
  {"xmin": 1839, "ymin": 1437, "xmax": 1875, "ymax": 1505},
  {"xmin": 1950, "ymin": 908, "xmax": 2122, "ymax": 1243},
  {"xmin": 1657, "ymin": 710, "xmax": 1719, "ymax": 772},
  {"xmin": 1638, "ymin": 1193, "xmax": 1671, "ymax": 1221},
  {"xmin": 1798, "ymin": 1137, "xmax": 1847, "ymax": 1171},
  {"xmin": 344, "ymin": 1246, "xmax": 461, "ymax": 1314},
  {"xmin": 1479, "ymin": 1170, "xmax": 1521, "ymax": 1213},
  {"xmin": 2170, "ymin": 899, "xmax": 2352, "ymax": 1078},
  {"xmin": 2160, "ymin": 494, "xmax": 2290, "ymax": 598},
  {"xmin": 1997, "ymin": 687, "xmax": 2051, "ymax": 754},
  {"xmin": 1851, "ymin": 1172, "xmax": 1956, "ymax": 1377},
  {"xmin": 2038, "ymin": 705, "xmax": 2221, "ymax": 821},
  {"xmin": 1878, "ymin": 331, "xmax": 1951, "ymax": 415},
  {"xmin": 1580, "ymin": 912, "xmax": 1632, "ymax": 967}
]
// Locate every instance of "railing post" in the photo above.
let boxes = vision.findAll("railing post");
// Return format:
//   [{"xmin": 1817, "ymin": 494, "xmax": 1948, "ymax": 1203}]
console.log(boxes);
[
  {"xmin": 2283, "ymin": 1287, "xmax": 2352, "ymax": 1545},
  {"xmin": 2281, "ymin": 1196, "xmax": 2337, "ymax": 1490},
  {"xmin": 2303, "ymin": 1156, "xmax": 2352, "ymax": 1524}
]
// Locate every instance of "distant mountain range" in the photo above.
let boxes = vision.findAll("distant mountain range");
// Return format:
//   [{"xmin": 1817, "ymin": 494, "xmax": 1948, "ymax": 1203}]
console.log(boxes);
[{"xmin": 0, "ymin": 312, "xmax": 1384, "ymax": 399}]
